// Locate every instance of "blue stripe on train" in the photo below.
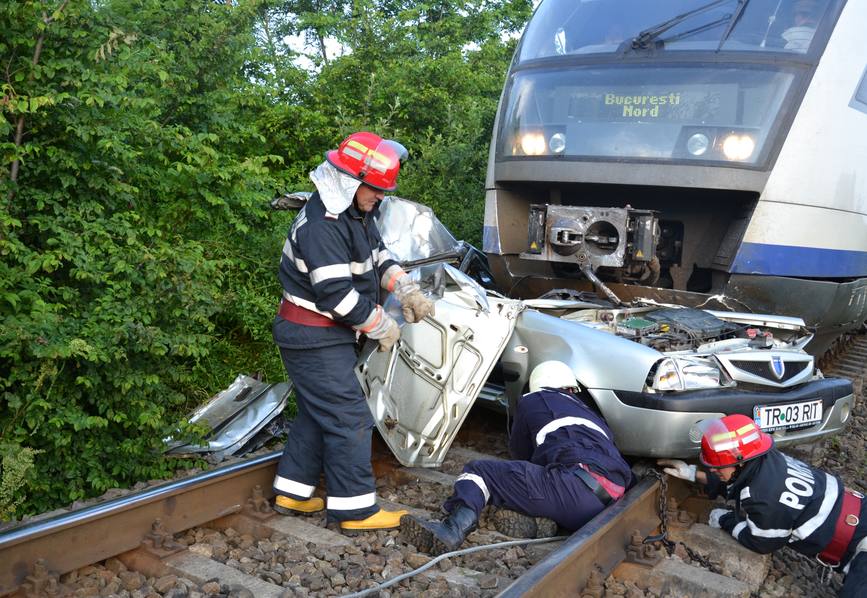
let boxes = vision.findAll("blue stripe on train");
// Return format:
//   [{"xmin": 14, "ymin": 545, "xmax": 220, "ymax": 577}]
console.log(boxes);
[{"xmin": 732, "ymin": 242, "xmax": 867, "ymax": 278}]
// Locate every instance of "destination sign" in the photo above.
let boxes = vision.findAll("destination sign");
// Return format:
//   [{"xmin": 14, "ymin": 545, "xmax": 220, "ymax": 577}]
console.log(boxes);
[
  {"xmin": 562, "ymin": 85, "xmax": 737, "ymax": 122},
  {"xmin": 604, "ymin": 93, "xmax": 682, "ymax": 118}
]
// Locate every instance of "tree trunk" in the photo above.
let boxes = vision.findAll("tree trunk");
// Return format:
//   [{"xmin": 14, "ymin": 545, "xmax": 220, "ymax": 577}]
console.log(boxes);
[{"xmin": 7, "ymin": 0, "xmax": 70, "ymax": 202}]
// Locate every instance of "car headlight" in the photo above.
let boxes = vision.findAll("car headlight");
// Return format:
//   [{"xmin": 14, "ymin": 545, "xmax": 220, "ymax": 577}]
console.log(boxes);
[{"xmin": 650, "ymin": 357, "xmax": 722, "ymax": 391}]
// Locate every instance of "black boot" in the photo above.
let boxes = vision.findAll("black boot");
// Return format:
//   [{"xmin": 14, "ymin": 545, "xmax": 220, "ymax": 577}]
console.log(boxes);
[
  {"xmin": 400, "ymin": 505, "xmax": 478, "ymax": 555},
  {"xmin": 489, "ymin": 507, "xmax": 558, "ymax": 538}
]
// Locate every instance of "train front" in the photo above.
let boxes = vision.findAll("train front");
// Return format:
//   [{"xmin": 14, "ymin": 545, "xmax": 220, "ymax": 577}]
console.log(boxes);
[{"xmin": 484, "ymin": 0, "xmax": 867, "ymax": 353}]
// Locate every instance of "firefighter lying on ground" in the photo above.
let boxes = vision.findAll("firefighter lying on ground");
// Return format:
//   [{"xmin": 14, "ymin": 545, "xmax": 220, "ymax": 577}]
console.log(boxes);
[
  {"xmin": 271, "ymin": 131, "xmax": 435, "ymax": 531},
  {"xmin": 400, "ymin": 360, "xmax": 634, "ymax": 554},
  {"xmin": 659, "ymin": 414, "xmax": 866, "ymax": 598}
]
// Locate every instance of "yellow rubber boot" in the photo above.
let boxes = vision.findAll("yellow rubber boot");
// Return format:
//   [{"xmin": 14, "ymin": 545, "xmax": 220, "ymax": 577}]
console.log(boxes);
[
  {"xmin": 340, "ymin": 508, "xmax": 408, "ymax": 531},
  {"xmin": 274, "ymin": 495, "xmax": 325, "ymax": 514}
]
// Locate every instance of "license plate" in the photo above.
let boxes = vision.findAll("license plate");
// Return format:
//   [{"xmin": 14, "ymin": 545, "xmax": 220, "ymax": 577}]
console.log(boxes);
[{"xmin": 754, "ymin": 400, "xmax": 823, "ymax": 432}]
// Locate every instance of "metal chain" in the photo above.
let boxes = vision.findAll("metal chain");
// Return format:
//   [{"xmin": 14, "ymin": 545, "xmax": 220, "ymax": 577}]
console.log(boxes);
[
  {"xmin": 642, "ymin": 469, "xmax": 721, "ymax": 573},
  {"xmin": 657, "ymin": 470, "xmax": 669, "ymax": 538},
  {"xmin": 643, "ymin": 469, "xmax": 674, "ymax": 550},
  {"xmin": 679, "ymin": 540, "xmax": 721, "ymax": 573}
]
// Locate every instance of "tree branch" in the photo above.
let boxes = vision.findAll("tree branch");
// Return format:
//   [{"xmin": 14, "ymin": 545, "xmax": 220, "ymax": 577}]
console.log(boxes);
[
  {"xmin": 7, "ymin": 0, "xmax": 71, "ymax": 201},
  {"xmin": 316, "ymin": 30, "xmax": 329, "ymax": 65}
]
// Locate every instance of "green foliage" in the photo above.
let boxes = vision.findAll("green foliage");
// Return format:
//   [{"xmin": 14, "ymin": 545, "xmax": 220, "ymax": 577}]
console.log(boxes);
[
  {"xmin": 258, "ymin": 0, "xmax": 531, "ymax": 243},
  {"xmin": 0, "ymin": 443, "xmax": 40, "ymax": 520},
  {"xmin": 1, "ymin": 0, "xmax": 286, "ymax": 515},
  {"xmin": 1, "ymin": 0, "xmax": 531, "ymax": 516}
]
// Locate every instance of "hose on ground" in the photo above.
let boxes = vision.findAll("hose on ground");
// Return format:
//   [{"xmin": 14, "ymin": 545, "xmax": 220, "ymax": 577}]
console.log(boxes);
[{"xmin": 340, "ymin": 535, "xmax": 566, "ymax": 598}]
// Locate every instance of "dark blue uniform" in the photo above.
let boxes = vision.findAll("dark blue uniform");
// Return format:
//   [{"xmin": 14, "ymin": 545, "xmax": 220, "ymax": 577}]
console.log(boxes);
[
  {"xmin": 273, "ymin": 192, "xmax": 402, "ymax": 522},
  {"xmin": 443, "ymin": 389, "xmax": 633, "ymax": 531},
  {"xmin": 707, "ymin": 450, "xmax": 867, "ymax": 597}
]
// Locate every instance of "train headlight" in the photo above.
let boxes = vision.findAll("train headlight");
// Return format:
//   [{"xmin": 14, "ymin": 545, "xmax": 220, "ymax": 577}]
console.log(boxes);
[
  {"xmin": 520, "ymin": 132, "xmax": 547, "ymax": 155},
  {"xmin": 686, "ymin": 133, "xmax": 709, "ymax": 156},
  {"xmin": 549, "ymin": 133, "xmax": 566, "ymax": 154},
  {"xmin": 721, "ymin": 134, "xmax": 755, "ymax": 161}
]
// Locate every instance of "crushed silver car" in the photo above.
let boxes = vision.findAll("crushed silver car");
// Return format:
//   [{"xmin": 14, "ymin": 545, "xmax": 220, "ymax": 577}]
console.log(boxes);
[{"xmin": 357, "ymin": 198, "xmax": 855, "ymax": 466}]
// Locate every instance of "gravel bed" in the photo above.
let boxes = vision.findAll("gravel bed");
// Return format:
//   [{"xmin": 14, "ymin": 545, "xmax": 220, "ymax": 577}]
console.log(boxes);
[
  {"xmin": 174, "ymin": 518, "xmax": 544, "ymax": 598},
  {"xmin": 454, "ymin": 430, "xmax": 512, "ymax": 460},
  {"xmin": 33, "ymin": 556, "xmax": 258, "ymax": 598},
  {"xmin": 378, "ymin": 478, "xmax": 453, "ymax": 513}
]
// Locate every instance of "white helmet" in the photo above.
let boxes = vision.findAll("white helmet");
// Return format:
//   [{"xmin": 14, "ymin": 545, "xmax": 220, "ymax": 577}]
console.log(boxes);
[{"xmin": 529, "ymin": 360, "xmax": 578, "ymax": 393}]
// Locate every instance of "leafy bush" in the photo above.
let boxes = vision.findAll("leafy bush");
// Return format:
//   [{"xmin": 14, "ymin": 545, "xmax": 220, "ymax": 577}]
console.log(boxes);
[
  {"xmin": 0, "ymin": 443, "xmax": 39, "ymax": 519},
  {"xmin": 1, "ymin": 0, "xmax": 529, "ymax": 517}
]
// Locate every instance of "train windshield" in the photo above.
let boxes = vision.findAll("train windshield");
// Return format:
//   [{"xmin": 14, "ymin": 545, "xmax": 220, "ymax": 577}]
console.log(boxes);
[
  {"xmin": 519, "ymin": 0, "xmax": 835, "ymax": 60},
  {"xmin": 499, "ymin": 66, "xmax": 796, "ymax": 166}
]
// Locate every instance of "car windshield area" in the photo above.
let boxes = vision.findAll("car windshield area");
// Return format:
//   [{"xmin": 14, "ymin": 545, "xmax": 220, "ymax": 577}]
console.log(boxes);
[
  {"xmin": 519, "ymin": 0, "xmax": 835, "ymax": 61},
  {"xmin": 498, "ymin": 65, "xmax": 795, "ymax": 166}
]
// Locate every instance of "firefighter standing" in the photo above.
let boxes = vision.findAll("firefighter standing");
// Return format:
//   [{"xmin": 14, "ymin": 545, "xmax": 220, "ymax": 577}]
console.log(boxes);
[
  {"xmin": 272, "ymin": 132, "xmax": 434, "ymax": 531},
  {"xmin": 401, "ymin": 361, "xmax": 634, "ymax": 554},
  {"xmin": 659, "ymin": 414, "xmax": 866, "ymax": 597}
]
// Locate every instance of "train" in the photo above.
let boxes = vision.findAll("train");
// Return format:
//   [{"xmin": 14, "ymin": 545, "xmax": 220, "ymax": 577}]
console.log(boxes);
[{"xmin": 482, "ymin": 0, "xmax": 867, "ymax": 355}]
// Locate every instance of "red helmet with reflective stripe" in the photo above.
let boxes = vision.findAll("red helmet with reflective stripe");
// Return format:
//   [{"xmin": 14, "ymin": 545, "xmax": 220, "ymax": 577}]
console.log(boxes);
[
  {"xmin": 325, "ymin": 132, "xmax": 403, "ymax": 192},
  {"xmin": 700, "ymin": 414, "xmax": 773, "ymax": 468}
]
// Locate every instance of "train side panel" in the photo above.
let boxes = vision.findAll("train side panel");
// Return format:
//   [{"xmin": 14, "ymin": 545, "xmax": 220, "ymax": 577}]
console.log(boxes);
[{"xmin": 735, "ymin": 0, "xmax": 867, "ymax": 277}]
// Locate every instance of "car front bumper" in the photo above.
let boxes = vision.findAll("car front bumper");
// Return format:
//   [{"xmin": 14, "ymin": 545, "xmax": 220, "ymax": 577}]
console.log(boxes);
[{"xmin": 592, "ymin": 377, "xmax": 854, "ymax": 457}]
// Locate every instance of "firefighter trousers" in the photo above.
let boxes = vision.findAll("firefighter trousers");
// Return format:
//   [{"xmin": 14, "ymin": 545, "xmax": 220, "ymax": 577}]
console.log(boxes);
[
  {"xmin": 442, "ymin": 459, "xmax": 605, "ymax": 532},
  {"xmin": 273, "ymin": 344, "xmax": 378, "ymax": 522}
]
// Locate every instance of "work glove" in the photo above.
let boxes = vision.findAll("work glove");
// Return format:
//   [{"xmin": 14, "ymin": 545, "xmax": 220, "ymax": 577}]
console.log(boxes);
[
  {"xmin": 657, "ymin": 459, "xmax": 697, "ymax": 482},
  {"xmin": 708, "ymin": 508, "xmax": 731, "ymax": 529},
  {"xmin": 394, "ymin": 276, "xmax": 435, "ymax": 323},
  {"xmin": 360, "ymin": 306, "xmax": 401, "ymax": 352}
]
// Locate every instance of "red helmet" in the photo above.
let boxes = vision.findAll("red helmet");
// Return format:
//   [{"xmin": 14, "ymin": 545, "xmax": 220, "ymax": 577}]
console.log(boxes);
[
  {"xmin": 325, "ymin": 132, "xmax": 404, "ymax": 192},
  {"xmin": 700, "ymin": 414, "xmax": 773, "ymax": 468}
]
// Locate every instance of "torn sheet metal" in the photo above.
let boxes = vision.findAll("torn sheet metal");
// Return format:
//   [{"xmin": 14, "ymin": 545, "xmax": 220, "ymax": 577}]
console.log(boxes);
[
  {"xmin": 376, "ymin": 196, "xmax": 462, "ymax": 263},
  {"xmin": 358, "ymin": 265, "xmax": 523, "ymax": 468},
  {"xmin": 442, "ymin": 264, "xmax": 492, "ymax": 313},
  {"xmin": 165, "ymin": 375, "xmax": 291, "ymax": 461},
  {"xmin": 271, "ymin": 191, "xmax": 311, "ymax": 210},
  {"xmin": 704, "ymin": 310, "xmax": 806, "ymax": 331},
  {"xmin": 383, "ymin": 263, "xmax": 491, "ymax": 328}
]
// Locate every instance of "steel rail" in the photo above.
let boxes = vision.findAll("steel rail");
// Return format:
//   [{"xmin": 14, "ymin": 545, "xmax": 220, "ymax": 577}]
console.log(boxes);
[
  {"xmin": 498, "ymin": 475, "xmax": 661, "ymax": 597},
  {"xmin": 0, "ymin": 450, "xmax": 281, "ymax": 594}
]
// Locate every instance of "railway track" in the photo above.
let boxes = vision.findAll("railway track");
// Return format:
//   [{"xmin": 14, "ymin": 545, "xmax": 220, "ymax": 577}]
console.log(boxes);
[{"xmin": 3, "ymin": 333, "xmax": 865, "ymax": 598}]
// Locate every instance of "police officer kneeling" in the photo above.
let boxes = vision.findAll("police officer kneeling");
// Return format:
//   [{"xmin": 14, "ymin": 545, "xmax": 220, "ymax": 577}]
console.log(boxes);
[{"xmin": 659, "ymin": 414, "xmax": 866, "ymax": 597}]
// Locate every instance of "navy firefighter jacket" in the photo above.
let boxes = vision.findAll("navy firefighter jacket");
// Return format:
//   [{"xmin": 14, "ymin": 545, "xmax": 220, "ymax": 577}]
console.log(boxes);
[
  {"xmin": 273, "ymin": 192, "xmax": 402, "ymax": 350},
  {"xmin": 509, "ymin": 388, "xmax": 634, "ymax": 490},
  {"xmin": 708, "ymin": 448, "xmax": 866, "ymax": 563}
]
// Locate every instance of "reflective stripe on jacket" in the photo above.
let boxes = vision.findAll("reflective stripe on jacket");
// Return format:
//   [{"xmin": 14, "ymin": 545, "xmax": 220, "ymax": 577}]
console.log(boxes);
[
  {"xmin": 509, "ymin": 389, "xmax": 633, "ymax": 491},
  {"xmin": 274, "ymin": 192, "xmax": 400, "ymax": 349},
  {"xmin": 716, "ymin": 449, "xmax": 864, "ymax": 560}
]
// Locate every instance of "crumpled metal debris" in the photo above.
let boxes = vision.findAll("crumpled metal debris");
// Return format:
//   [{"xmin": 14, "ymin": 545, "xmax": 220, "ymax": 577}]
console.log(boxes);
[
  {"xmin": 165, "ymin": 375, "xmax": 291, "ymax": 461},
  {"xmin": 270, "ymin": 191, "xmax": 311, "ymax": 211},
  {"xmin": 377, "ymin": 196, "xmax": 462, "ymax": 262}
]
